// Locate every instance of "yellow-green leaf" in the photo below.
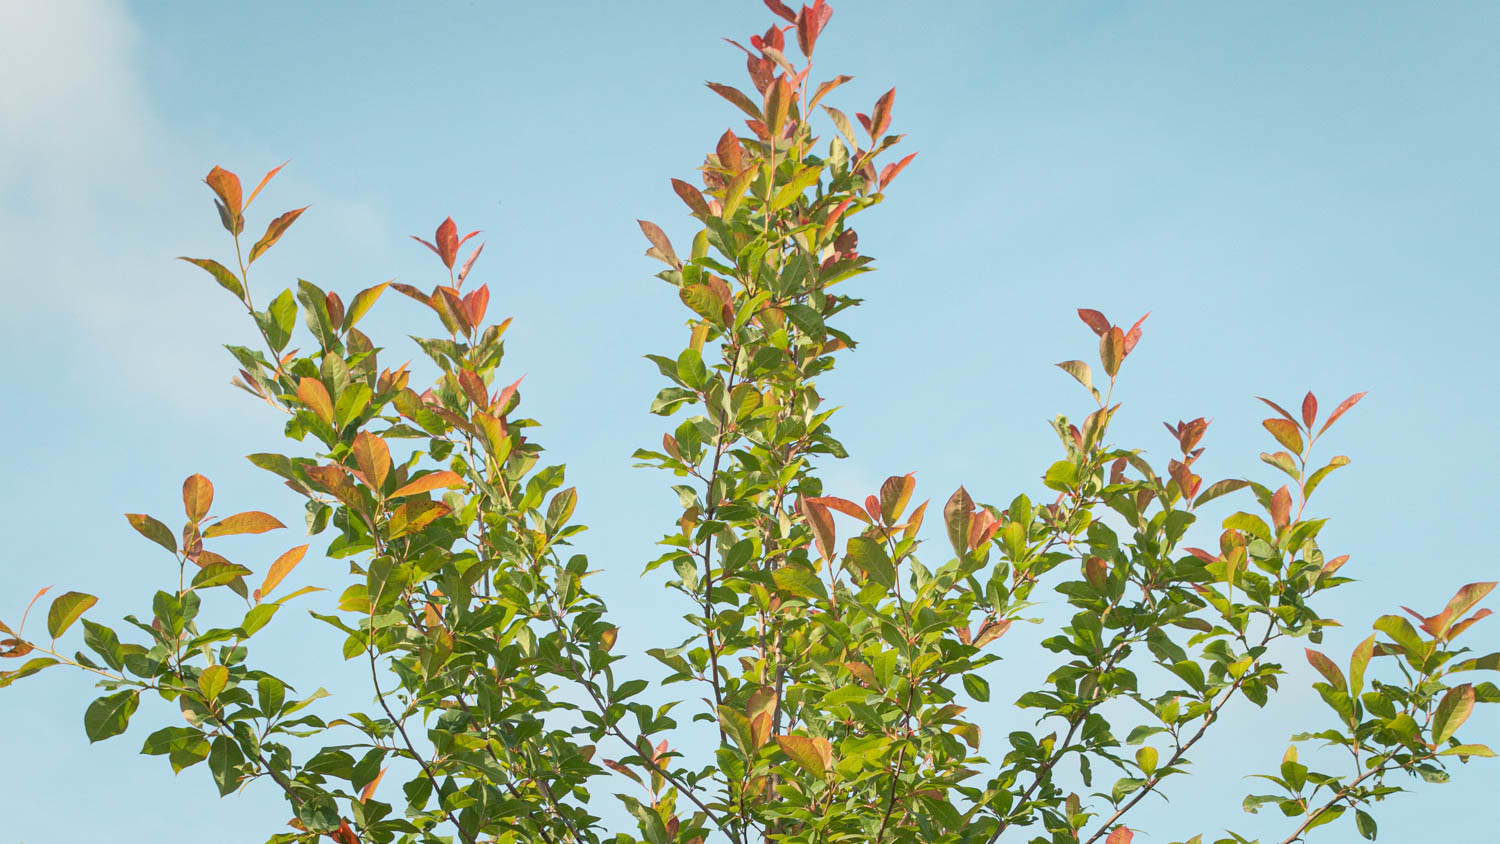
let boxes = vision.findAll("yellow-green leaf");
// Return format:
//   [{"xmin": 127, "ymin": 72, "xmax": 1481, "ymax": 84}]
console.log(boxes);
[
  {"xmin": 47, "ymin": 591, "xmax": 97, "ymax": 639},
  {"xmin": 776, "ymin": 734, "xmax": 832, "ymax": 777}
]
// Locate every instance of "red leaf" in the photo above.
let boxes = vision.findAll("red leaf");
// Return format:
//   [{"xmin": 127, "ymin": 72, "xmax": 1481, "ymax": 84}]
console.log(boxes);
[
  {"xmin": 795, "ymin": 0, "xmax": 833, "ymax": 56},
  {"xmin": 1257, "ymin": 396, "xmax": 1298, "ymax": 425},
  {"xmin": 456, "ymin": 228, "xmax": 481, "ymax": 251},
  {"xmin": 800, "ymin": 496, "xmax": 835, "ymax": 560},
  {"xmin": 324, "ymin": 291, "xmax": 345, "ymax": 331},
  {"xmin": 1184, "ymin": 547, "xmax": 1219, "ymax": 563},
  {"xmin": 1301, "ymin": 391, "xmax": 1318, "ymax": 429},
  {"xmin": 458, "ymin": 369, "xmax": 489, "ymax": 408},
  {"xmin": 410, "ymin": 236, "xmax": 440, "ymax": 258},
  {"xmin": 878, "ymin": 152, "xmax": 917, "ymax": 191},
  {"xmin": 863, "ymin": 495, "xmax": 881, "ymax": 522},
  {"xmin": 492, "ymin": 375, "xmax": 525, "ymax": 415},
  {"xmin": 870, "ymin": 88, "xmax": 896, "ymax": 139},
  {"xmin": 637, "ymin": 219, "xmax": 680, "ymax": 268},
  {"xmin": 716, "ymin": 130, "xmax": 743, "ymax": 172},
  {"xmin": 457, "ymin": 242, "xmax": 485, "ymax": 286},
  {"xmin": 1077, "ymin": 308, "xmax": 1110, "ymax": 336},
  {"xmin": 1122, "ymin": 312, "xmax": 1149, "ymax": 354},
  {"xmin": 1106, "ymin": 827, "xmax": 1134, "ymax": 844},
  {"xmin": 435, "ymin": 217, "xmax": 459, "ymax": 269},
  {"xmin": 671, "ymin": 178, "xmax": 710, "ymax": 215},
  {"xmin": 763, "ymin": 0, "xmax": 797, "ymax": 23},
  {"xmin": 1317, "ymin": 391, "xmax": 1367, "ymax": 436}
]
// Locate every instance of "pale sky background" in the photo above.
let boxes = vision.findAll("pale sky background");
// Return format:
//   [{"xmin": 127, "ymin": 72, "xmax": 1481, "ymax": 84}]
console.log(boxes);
[{"xmin": 2, "ymin": 1, "xmax": 1497, "ymax": 842}]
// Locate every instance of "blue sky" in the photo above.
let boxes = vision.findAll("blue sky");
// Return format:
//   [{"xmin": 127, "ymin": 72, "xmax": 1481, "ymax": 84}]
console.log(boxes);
[{"xmin": 2, "ymin": 1, "xmax": 1497, "ymax": 841}]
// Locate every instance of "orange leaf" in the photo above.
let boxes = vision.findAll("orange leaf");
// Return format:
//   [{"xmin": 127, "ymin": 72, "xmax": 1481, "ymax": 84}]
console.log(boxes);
[
  {"xmin": 204, "ymin": 166, "xmax": 243, "ymax": 215},
  {"xmin": 805, "ymin": 496, "xmax": 872, "ymax": 524},
  {"xmin": 296, "ymin": 378, "xmax": 334, "ymax": 425},
  {"xmin": 204, "ymin": 511, "xmax": 286, "ymax": 538},
  {"xmin": 247, "ymin": 206, "xmax": 308, "ymax": 264},
  {"xmin": 182, "ymin": 474, "xmax": 214, "ymax": 522},
  {"xmin": 352, "ymin": 432, "xmax": 391, "ymax": 492},
  {"xmin": 359, "ymin": 767, "xmax": 386, "ymax": 803},
  {"xmin": 776, "ymin": 734, "xmax": 832, "ymax": 777},
  {"xmin": 389, "ymin": 471, "xmax": 464, "ymax": 499},
  {"xmin": 1106, "ymin": 828, "xmax": 1134, "ymax": 844},
  {"xmin": 243, "ymin": 160, "xmax": 288, "ymax": 211},
  {"xmin": 258, "ymin": 544, "xmax": 309, "ymax": 602},
  {"xmin": 1269, "ymin": 486, "xmax": 1292, "ymax": 530}
]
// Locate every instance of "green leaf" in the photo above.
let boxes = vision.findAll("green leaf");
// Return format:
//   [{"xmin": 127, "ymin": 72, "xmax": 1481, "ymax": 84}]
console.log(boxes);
[
  {"xmin": 208, "ymin": 734, "xmax": 245, "ymax": 796},
  {"xmin": 784, "ymin": 303, "xmax": 826, "ymax": 340},
  {"xmin": 141, "ymin": 726, "xmax": 201, "ymax": 755},
  {"xmin": 845, "ymin": 536, "xmax": 896, "ymax": 589},
  {"xmin": 1432, "ymin": 684, "xmax": 1475, "ymax": 743},
  {"xmin": 1194, "ymin": 478, "xmax": 1248, "ymax": 507},
  {"xmin": 773, "ymin": 566, "xmax": 828, "ymax": 601},
  {"xmin": 178, "ymin": 257, "xmax": 245, "ymax": 300},
  {"xmin": 84, "ymin": 690, "xmax": 139, "ymax": 743},
  {"xmin": 676, "ymin": 348, "xmax": 708, "ymax": 389},
  {"xmin": 771, "ymin": 165, "xmax": 823, "ymax": 211},
  {"xmin": 81, "ymin": 619, "xmax": 123, "ymax": 670},
  {"xmin": 46, "ymin": 591, "xmax": 97, "ymax": 639},
  {"xmin": 1355, "ymin": 808, "xmax": 1377, "ymax": 840},
  {"xmin": 266, "ymin": 288, "xmax": 298, "ymax": 351},
  {"xmin": 963, "ymin": 673, "xmax": 990, "ymax": 702},
  {"xmin": 192, "ymin": 562, "xmax": 253, "ymax": 590},
  {"xmin": 125, "ymin": 513, "xmax": 177, "ymax": 553}
]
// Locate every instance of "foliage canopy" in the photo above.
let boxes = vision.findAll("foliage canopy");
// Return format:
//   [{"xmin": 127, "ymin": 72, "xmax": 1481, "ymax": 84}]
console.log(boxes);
[{"xmin": 2, "ymin": 3, "xmax": 1494, "ymax": 843}]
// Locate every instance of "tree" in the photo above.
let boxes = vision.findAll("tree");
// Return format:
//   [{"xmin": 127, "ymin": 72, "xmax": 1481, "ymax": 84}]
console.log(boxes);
[{"xmin": 1, "ymin": 2, "xmax": 1494, "ymax": 842}]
